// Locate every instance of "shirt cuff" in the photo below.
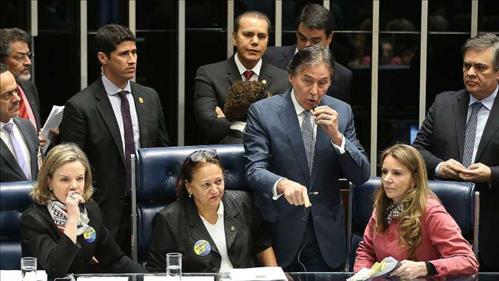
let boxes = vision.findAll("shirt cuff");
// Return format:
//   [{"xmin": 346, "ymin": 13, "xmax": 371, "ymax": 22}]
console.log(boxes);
[
  {"xmin": 331, "ymin": 134, "xmax": 346, "ymax": 154},
  {"xmin": 272, "ymin": 177, "xmax": 285, "ymax": 200},
  {"xmin": 435, "ymin": 162, "xmax": 443, "ymax": 177}
]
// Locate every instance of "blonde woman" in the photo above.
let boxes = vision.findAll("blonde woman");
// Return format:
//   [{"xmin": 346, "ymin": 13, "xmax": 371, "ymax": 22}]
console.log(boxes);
[
  {"xmin": 354, "ymin": 144, "xmax": 478, "ymax": 278},
  {"xmin": 21, "ymin": 144, "xmax": 145, "ymax": 278}
]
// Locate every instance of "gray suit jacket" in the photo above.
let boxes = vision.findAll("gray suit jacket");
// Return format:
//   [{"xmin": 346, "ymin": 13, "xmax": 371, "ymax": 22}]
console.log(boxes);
[
  {"xmin": 244, "ymin": 90, "xmax": 370, "ymax": 268},
  {"xmin": 59, "ymin": 78, "xmax": 169, "ymax": 235},
  {"xmin": 193, "ymin": 55, "xmax": 290, "ymax": 143},
  {"xmin": 0, "ymin": 117, "xmax": 38, "ymax": 182},
  {"xmin": 263, "ymin": 44, "xmax": 352, "ymax": 103},
  {"xmin": 413, "ymin": 88, "xmax": 499, "ymax": 268}
]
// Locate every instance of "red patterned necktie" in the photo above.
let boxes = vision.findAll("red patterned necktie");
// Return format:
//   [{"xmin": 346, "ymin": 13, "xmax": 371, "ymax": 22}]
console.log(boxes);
[{"xmin": 243, "ymin": 70, "xmax": 253, "ymax": 81}]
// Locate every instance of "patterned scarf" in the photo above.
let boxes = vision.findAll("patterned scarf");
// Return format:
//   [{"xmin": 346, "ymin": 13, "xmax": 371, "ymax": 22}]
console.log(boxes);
[
  {"xmin": 47, "ymin": 199, "xmax": 91, "ymax": 235},
  {"xmin": 384, "ymin": 201, "xmax": 405, "ymax": 226}
]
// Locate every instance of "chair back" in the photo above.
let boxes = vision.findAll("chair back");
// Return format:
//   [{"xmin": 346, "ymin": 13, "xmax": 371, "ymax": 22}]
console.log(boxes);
[
  {"xmin": 132, "ymin": 144, "xmax": 246, "ymax": 263},
  {"xmin": 0, "ymin": 181, "xmax": 34, "ymax": 269}
]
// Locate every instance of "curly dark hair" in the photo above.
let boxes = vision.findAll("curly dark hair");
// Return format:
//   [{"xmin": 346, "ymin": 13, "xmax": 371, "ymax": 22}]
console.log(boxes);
[{"xmin": 224, "ymin": 80, "xmax": 268, "ymax": 122}]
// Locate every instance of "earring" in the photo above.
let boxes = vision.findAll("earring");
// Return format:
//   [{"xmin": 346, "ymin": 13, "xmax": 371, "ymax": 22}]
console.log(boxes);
[{"xmin": 188, "ymin": 193, "xmax": 192, "ymax": 198}]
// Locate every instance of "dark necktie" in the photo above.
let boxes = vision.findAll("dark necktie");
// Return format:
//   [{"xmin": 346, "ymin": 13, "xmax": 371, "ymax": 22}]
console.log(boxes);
[
  {"xmin": 118, "ymin": 91, "xmax": 135, "ymax": 192},
  {"xmin": 3, "ymin": 123, "xmax": 31, "ymax": 179},
  {"xmin": 243, "ymin": 70, "xmax": 254, "ymax": 81},
  {"xmin": 302, "ymin": 110, "xmax": 314, "ymax": 173},
  {"xmin": 462, "ymin": 102, "xmax": 483, "ymax": 167}
]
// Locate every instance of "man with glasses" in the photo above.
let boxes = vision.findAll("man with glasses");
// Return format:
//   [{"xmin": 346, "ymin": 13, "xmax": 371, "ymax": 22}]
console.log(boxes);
[
  {"xmin": 0, "ymin": 28, "xmax": 41, "ymax": 131},
  {"xmin": 263, "ymin": 3, "xmax": 352, "ymax": 103},
  {"xmin": 0, "ymin": 63, "xmax": 39, "ymax": 182},
  {"xmin": 413, "ymin": 33, "xmax": 499, "ymax": 271}
]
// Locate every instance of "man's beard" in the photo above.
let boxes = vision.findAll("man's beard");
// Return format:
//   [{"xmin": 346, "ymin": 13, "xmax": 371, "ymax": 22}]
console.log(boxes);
[{"xmin": 17, "ymin": 72, "xmax": 31, "ymax": 81}]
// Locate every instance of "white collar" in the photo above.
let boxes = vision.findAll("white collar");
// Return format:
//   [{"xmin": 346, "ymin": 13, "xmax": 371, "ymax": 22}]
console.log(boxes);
[
  {"xmin": 469, "ymin": 85, "xmax": 498, "ymax": 111},
  {"xmin": 234, "ymin": 53, "xmax": 262, "ymax": 77},
  {"xmin": 291, "ymin": 88, "xmax": 308, "ymax": 116},
  {"xmin": 0, "ymin": 119, "xmax": 14, "ymax": 129},
  {"xmin": 101, "ymin": 74, "xmax": 132, "ymax": 96},
  {"xmin": 229, "ymin": 121, "xmax": 246, "ymax": 132},
  {"xmin": 217, "ymin": 201, "xmax": 224, "ymax": 216}
]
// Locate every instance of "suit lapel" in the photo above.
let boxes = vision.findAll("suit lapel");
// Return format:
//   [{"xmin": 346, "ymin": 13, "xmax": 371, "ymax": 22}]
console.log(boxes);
[
  {"xmin": 0, "ymin": 138, "xmax": 26, "ymax": 179},
  {"xmin": 452, "ymin": 91, "xmax": 469, "ymax": 162},
  {"xmin": 131, "ymin": 83, "xmax": 146, "ymax": 146},
  {"xmin": 14, "ymin": 118, "xmax": 38, "ymax": 178},
  {"xmin": 186, "ymin": 200, "xmax": 220, "ymax": 255},
  {"xmin": 259, "ymin": 62, "xmax": 274, "ymax": 90},
  {"xmin": 94, "ymin": 80, "xmax": 125, "ymax": 162},
  {"xmin": 223, "ymin": 196, "xmax": 241, "ymax": 252},
  {"xmin": 227, "ymin": 56, "xmax": 242, "ymax": 86},
  {"xmin": 476, "ymin": 93, "xmax": 499, "ymax": 161},
  {"xmin": 278, "ymin": 91, "xmax": 310, "ymax": 182}
]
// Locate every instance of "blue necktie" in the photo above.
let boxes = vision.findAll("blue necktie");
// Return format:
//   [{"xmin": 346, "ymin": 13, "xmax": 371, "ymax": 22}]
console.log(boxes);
[
  {"xmin": 462, "ymin": 102, "xmax": 483, "ymax": 167},
  {"xmin": 302, "ymin": 110, "xmax": 314, "ymax": 173},
  {"xmin": 3, "ymin": 122, "xmax": 31, "ymax": 179}
]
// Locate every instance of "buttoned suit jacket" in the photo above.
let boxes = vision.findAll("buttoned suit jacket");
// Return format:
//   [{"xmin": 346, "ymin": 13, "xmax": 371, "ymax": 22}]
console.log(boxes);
[
  {"xmin": 59, "ymin": 78, "xmax": 169, "ymax": 235},
  {"xmin": 17, "ymin": 79, "xmax": 41, "ymax": 130},
  {"xmin": 0, "ymin": 117, "xmax": 38, "ymax": 182},
  {"xmin": 244, "ymin": 90, "xmax": 370, "ymax": 268},
  {"xmin": 413, "ymin": 88, "xmax": 499, "ymax": 268},
  {"xmin": 193, "ymin": 55, "xmax": 289, "ymax": 143},
  {"xmin": 146, "ymin": 190, "xmax": 272, "ymax": 273},
  {"xmin": 263, "ymin": 44, "xmax": 352, "ymax": 103}
]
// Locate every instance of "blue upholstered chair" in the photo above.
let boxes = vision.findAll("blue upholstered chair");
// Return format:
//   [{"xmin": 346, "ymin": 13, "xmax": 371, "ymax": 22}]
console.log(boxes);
[
  {"xmin": 0, "ymin": 181, "xmax": 35, "ymax": 269},
  {"xmin": 348, "ymin": 177, "xmax": 479, "ymax": 269},
  {"xmin": 131, "ymin": 144, "xmax": 246, "ymax": 264}
]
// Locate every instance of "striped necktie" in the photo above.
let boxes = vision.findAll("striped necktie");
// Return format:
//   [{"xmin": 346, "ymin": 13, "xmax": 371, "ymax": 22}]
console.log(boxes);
[{"xmin": 462, "ymin": 102, "xmax": 483, "ymax": 167}]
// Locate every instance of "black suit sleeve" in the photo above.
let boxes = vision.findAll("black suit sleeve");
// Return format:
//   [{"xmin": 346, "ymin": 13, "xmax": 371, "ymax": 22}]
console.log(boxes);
[
  {"xmin": 146, "ymin": 211, "xmax": 177, "ymax": 272},
  {"xmin": 21, "ymin": 209, "xmax": 81, "ymax": 277},
  {"xmin": 193, "ymin": 66, "xmax": 231, "ymax": 143},
  {"xmin": 152, "ymin": 89, "xmax": 170, "ymax": 146},
  {"xmin": 59, "ymin": 101, "xmax": 87, "ymax": 150}
]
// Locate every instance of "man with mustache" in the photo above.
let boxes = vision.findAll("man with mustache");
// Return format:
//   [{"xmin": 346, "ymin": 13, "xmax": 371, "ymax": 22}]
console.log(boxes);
[
  {"xmin": 413, "ymin": 33, "xmax": 499, "ymax": 271},
  {"xmin": 194, "ymin": 11, "xmax": 289, "ymax": 144},
  {"xmin": 0, "ymin": 63, "xmax": 39, "ymax": 182},
  {"xmin": 59, "ymin": 24, "xmax": 169, "ymax": 255}
]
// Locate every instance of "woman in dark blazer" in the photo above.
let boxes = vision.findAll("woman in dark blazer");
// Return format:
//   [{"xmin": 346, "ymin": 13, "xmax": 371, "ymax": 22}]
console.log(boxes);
[
  {"xmin": 21, "ymin": 144, "xmax": 145, "ymax": 278},
  {"xmin": 147, "ymin": 149, "xmax": 277, "ymax": 272}
]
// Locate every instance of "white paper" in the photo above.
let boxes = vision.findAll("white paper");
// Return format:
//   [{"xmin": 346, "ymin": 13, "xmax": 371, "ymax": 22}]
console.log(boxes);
[
  {"xmin": 145, "ymin": 276, "xmax": 214, "ymax": 281},
  {"xmin": 230, "ymin": 267, "xmax": 286, "ymax": 281},
  {"xmin": 40, "ymin": 105, "xmax": 64, "ymax": 153},
  {"xmin": 0, "ymin": 270, "xmax": 47, "ymax": 281},
  {"xmin": 77, "ymin": 277, "xmax": 128, "ymax": 281}
]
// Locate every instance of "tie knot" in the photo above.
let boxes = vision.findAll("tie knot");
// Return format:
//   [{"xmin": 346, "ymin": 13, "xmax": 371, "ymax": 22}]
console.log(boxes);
[
  {"xmin": 471, "ymin": 101, "xmax": 483, "ymax": 112},
  {"xmin": 243, "ymin": 70, "xmax": 253, "ymax": 81},
  {"xmin": 118, "ymin": 91, "xmax": 129, "ymax": 99},
  {"xmin": 303, "ymin": 110, "xmax": 311, "ymax": 118},
  {"xmin": 3, "ymin": 123, "xmax": 13, "ymax": 134}
]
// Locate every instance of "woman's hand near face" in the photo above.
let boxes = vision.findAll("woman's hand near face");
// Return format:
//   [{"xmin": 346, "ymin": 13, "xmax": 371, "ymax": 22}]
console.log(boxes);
[{"xmin": 64, "ymin": 192, "xmax": 84, "ymax": 243}]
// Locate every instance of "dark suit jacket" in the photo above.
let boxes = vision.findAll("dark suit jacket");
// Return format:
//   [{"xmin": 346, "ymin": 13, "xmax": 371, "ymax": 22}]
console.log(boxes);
[
  {"xmin": 21, "ymin": 200, "xmax": 146, "ymax": 278},
  {"xmin": 0, "ymin": 118, "xmax": 38, "ymax": 182},
  {"xmin": 17, "ymin": 79, "xmax": 41, "ymax": 130},
  {"xmin": 413, "ymin": 88, "xmax": 499, "ymax": 269},
  {"xmin": 244, "ymin": 90, "xmax": 370, "ymax": 268},
  {"xmin": 263, "ymin": 44, "xmax": 352, "ymax": 103},
  {"xmin": 194, "ymin": 56, "xmax": 290, "ymax": 143},
  {"xmin": 146, "ymin": 190, "xmax": 272, "ymax": 273},
  {"xmin": 59, "ymin": 78, "xmax": 169, "ymax": 235}
]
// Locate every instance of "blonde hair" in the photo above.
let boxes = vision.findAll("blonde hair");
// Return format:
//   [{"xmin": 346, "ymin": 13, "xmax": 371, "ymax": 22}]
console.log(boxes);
[
  {"xmin": 31, "ymin": 143, "xmax": 93, "ymax": 204},
  {"xmin": 374, "ymin": 144, "xmax": 436, "ymax": 259}
]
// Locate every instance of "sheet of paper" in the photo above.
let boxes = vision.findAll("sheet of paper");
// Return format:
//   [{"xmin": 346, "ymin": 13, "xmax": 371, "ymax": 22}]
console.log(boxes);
[
  {"xmin": 145, "ymin": 276, "xmax": 214, "ymax": 281},
  {"xmin": 77, "ymin": 277, "xmax": 128, "ymax": 281},
  {"xmin": 40, "ymin": 105, "xmax": 64, "ymax": 153},
  {"xmin": 0, "ymin": 270, "xmax": 47, "ymax": 281},
  {"xmin": 230, "ymin": 267, "xmax": 286, "ymax": 281}
]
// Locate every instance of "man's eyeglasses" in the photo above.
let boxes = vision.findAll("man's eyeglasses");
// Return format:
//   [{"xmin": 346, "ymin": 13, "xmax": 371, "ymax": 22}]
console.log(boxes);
[
  {"xmin": 0, "ymin": 89, "xmax": 19, "ymax": 101},
  {"xmin": 187, "ymin": 149, "xmax": 218, "ymax": 162},
  {"xmin": 11, "ymin": 52, "xmax": 32, "ymax": 63}
]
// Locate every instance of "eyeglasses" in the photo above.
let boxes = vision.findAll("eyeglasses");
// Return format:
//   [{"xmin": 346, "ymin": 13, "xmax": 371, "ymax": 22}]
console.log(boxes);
[
  {"xmin": 0, "ymin": 89, "xmax": 19, "ymax": 101},
  {"xmin": 11, "ymin": 52, "xmax": 32, "ymax": 63},
  {"xmin": 187, "ymin": 149, "xmax": 218, "ymax": 162}
]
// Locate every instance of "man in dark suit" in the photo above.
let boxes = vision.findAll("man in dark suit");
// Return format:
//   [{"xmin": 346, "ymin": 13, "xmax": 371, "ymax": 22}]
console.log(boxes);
[
  {"xmin": 244, "ymin": 46, "xmax": 370, "ymax": 271},
  {"xmin": 59, "ymin": 24, "xmax": 169, "ymax": 255},
  {"xmin": 413, "ymin": 33, "xmax": 499, "ymax": 271},
  {"xmin": 263, "ymin": 3, "xmax": 352, "ymax": 103},
  {"xmin": 0, "ymin": 28, "xmax": 41, "ymax": 130},
  {"xmin": 194, "ymin": 11, "xmax": 289, "ymax": 144},
  {"xmin": 0, "ymin": 64, "xmax": 38, "ymax": 182}
]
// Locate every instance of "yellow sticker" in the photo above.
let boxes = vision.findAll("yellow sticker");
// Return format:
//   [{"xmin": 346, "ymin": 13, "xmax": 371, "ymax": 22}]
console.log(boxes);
[{"xmin": 194, "ymin": 240, "xmax": 211, "ymax": 256}]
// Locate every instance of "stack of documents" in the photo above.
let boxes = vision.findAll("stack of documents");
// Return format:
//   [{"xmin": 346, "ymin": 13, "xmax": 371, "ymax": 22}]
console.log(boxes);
[{"xmin": 347, "ymin": 256, "xmax": 401, "ymax": 281}]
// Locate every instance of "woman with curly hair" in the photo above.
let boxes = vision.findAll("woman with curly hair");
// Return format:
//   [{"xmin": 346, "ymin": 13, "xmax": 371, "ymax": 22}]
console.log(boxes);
[{"xmin": 354, "ymin": 144, "xmax": 478, "ymax": 279}]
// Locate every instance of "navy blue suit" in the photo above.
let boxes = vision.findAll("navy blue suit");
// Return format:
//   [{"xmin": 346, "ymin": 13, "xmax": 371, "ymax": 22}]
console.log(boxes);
[{"xmin": 244, "ymin": 90, "xmax": 369, "ymax": 268}]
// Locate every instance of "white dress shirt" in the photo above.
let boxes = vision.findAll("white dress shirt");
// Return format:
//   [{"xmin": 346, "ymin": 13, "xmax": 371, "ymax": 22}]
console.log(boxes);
[{"xmin": 234, "ymin": 53, "xmax": 262, "ymax": 81}]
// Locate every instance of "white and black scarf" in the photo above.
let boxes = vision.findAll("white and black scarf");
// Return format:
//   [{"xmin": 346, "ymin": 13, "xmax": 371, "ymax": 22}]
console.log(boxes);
[{"xmin": 47, "ymin": 199, "xmax": 91, "ymax": 235}]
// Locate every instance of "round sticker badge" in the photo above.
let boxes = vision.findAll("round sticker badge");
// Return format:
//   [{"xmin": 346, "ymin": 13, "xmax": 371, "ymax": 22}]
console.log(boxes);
[
  {"xmin": 194, "ymin": 240, "xmax": 211, "ymax": 256},
  {"xmin": 83, "ymin": 226, "xmax": 96, "ymax": 243}
]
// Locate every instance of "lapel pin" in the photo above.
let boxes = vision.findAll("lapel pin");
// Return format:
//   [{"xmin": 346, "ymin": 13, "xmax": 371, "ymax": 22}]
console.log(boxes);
[
  {"xmin": 138, "ymin": 97, "xmax": 144, "ymax": 104},
  {"xmin": 230, "ymin": 226, "xmax": 235, "ymax": 231},
  {"xmin": 262, "ymin": 79, "xmax": 267, "ymax": 85}
]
